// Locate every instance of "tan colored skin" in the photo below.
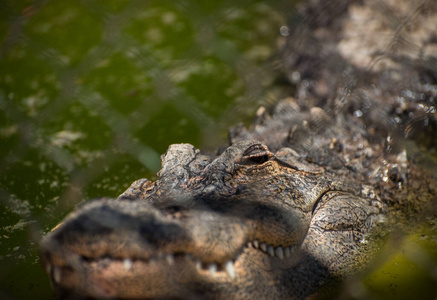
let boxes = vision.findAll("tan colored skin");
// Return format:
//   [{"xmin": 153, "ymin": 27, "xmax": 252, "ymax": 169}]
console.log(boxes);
[{"xmin": 40, "ymin": 141, "xmax": 385, "ymax": 299}]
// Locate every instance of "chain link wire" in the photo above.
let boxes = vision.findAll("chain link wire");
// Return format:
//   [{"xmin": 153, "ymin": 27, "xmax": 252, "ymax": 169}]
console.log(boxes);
[{"xmin": 0, "ymin": 1, "xmax": 290, "ymax": 298}]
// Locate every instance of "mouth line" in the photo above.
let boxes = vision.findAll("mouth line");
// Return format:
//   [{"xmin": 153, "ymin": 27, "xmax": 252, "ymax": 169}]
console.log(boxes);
[{"xmin": 45, "ymin": 239, "xmax": 300, "ymax": 284}]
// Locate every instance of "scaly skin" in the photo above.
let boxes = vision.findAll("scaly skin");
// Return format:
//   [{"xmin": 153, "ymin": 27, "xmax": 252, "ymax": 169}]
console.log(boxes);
[{"xmin": 40, "ymin": 141, "xmax": 386, "ymax": 299}]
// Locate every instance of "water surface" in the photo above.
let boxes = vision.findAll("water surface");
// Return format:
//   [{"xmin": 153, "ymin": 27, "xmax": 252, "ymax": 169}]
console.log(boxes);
[{"xmin": 0, "ymin": 1, "xmax": 290, "ymax": 298}]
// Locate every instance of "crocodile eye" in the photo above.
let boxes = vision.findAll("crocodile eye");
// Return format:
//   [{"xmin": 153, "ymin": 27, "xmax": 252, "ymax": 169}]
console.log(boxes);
[
  {"xmin": 242, "ymin": 143, "xmax": 271, "ymax": 165},
  {"xmin": 248, "ymin": 154, "xmax": 269, "ymax": 164}
]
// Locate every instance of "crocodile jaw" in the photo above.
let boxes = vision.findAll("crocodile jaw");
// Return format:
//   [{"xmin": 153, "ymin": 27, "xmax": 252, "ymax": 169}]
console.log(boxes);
[
  {"xmin": 41, "ymin": 243, "xmax": 302, "ymax": 299},
  {"xmin": 40, "ymin": 198, "xmax": 304, "ymax": 299},
  {"xmin": 40, "ymin": 141, "xmax": 372, "ymax": 299}
]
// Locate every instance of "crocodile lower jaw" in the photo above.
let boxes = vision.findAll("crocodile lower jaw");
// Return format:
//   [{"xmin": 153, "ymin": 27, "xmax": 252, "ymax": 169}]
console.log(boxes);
[{"xmin": 43, "ymin": 240, "xmax": 300, "ymax": 298}]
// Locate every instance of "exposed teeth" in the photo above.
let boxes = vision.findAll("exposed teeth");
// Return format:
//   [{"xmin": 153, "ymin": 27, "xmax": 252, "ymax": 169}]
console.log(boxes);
[
  {"xmin": 225, "ymin": 260, "xmax": 235, "ymax": 279},
  {"xmin": 166, "ymin": 254, "xmax": 175, "ymax": 265},
  {"xmin": 275, "ymin": 247, "xmax": 284, "ymax": 260},
  {"xmin": 260, "ymin": 242, "xmax": 267, "ymax": 252},
  {"xmin": 113, "ymin": 241, "xmax": 296, "ymax": 281},
  {"xmin": 53, "ymin": 267, "xmax": 61, "ymax": 284},
  {"xmin": 284, "ymin": 246, "xmax": 291, "ymax": 258},
  {"xmin": 123, "ymin": 258, "xmax": 133, "ymax": 271},
  {"xmin": 253, "ymin": 241, "xmax": 296, "ymax": 259},
  {"xmin": 195, "ymin": 260, "xmax": 202, "ymax": 271},
  {"xmin": 209, "ymin": 263, "xmax": 217, "ymax": 276},
  {"xmin": 267, "ymin": 245, "xmax": 274, "ymax": 257}
]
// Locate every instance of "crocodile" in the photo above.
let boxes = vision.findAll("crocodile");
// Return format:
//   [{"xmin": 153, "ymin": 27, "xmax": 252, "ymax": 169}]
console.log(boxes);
[{"xmin": 40, "ymin": 0, "xmax": 436, "ymax": 299}]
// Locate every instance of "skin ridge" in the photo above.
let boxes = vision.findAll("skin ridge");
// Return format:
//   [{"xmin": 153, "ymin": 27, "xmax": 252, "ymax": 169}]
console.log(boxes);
[{"xmin": 40, "ymin": 0, "xmax": 436, "ymax": 299}]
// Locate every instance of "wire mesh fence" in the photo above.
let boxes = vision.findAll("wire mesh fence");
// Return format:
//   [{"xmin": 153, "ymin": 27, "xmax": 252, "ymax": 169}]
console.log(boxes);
[
  {"xmin": 1, "ymin": 0, "xmax": 436, "ymax": 299},
  {"xmin": 0, "ymin": 1, "xmax": 290, "ymax": 298}
]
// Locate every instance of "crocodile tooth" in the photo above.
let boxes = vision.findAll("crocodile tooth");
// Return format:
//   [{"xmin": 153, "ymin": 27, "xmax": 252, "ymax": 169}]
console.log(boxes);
[
  {"xmin": 260, "ymin": 242, "xmax": 267, "ymax": 252},
  {"xmin": 377, "ymin": 215, "xmax": 387, "ymax": 223},
  {"xmin": 267, "ymin": 245, "xmax": 274, "ymax": 257},
  {"xmin": 53, "ymin": 267, "xmax": 61, "ymax": 284},
  {"xmin": 253, "ymin": 240, "xmax": 259, "ymax": 249},
  {"xmin": 123, "ymin": 258, "xmax": 133, "ymax": 271},
  {"xmin": 209, "ymin": 263, "xmax": 217, "ymax": 276},
  {"xmin": 195, "ymin": 260, "xmax": 202, "ymax": 271},
  {"xmin": 284, "ymin": 247, "xmax": 291, "ymax": 258},
  {"xmin": 225, "ymin": 260, "xmax": 235, "ymax": 279},
  {"xmin": 275, "ymin": 247, "xmax": 284, "ymax": 260},
  {"xmin": 166, "ymin": 255, "xmax": 175, "ymax": 265},
  {"xmin": 247, "ymin": 241, "xmax": 253, "ymax": 248}
]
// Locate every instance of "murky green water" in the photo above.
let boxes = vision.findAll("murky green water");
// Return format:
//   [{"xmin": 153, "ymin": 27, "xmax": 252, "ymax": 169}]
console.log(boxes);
[
  {"xmin": 363, "ymin": 221, "xmax": 437, "ymax": 299},
  {"xmin": 0, "ymin": 1, "xmax": 436, "ymax": 300},
  {"xmin": 0, "ymin": 1, "xmax": 291, "ymax": 299}
]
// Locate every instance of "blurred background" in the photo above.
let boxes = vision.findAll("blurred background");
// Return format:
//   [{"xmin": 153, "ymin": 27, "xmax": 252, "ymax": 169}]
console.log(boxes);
[{"xmin": 0, "ymin": 1, "xmax": 436, "ymax": 299}]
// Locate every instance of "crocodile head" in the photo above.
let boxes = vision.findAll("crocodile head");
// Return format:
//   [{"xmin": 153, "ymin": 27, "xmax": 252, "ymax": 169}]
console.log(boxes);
[{"xmin": 40, "ymin": 141, "xmax": 384, "ymax": 299}]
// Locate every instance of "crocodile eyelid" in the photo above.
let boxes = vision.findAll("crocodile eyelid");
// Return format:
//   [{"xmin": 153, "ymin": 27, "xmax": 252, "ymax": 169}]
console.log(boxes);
[
  {"xmin": 246, "ymin": 153, "xmax": 270, "ymax": 164},
  {"xmin": 241, "ymin": 144, "xmax": 272, "ymax": 164},
  {"xmin": 242, "ymin": 143, "xmax": 269, "ymax": 157}
]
